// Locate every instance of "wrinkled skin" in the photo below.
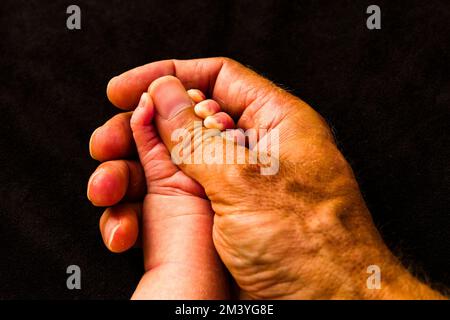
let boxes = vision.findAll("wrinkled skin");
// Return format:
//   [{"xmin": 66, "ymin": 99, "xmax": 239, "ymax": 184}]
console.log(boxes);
[{"xmin": 88, "ymin": 58, "xmax": 444, "ymax": 299}]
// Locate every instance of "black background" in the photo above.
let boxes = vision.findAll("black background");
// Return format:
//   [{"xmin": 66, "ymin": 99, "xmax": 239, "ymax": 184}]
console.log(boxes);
[{"xmin": 0, "ymin": 0, "xmax": 448, "ymax": 299}]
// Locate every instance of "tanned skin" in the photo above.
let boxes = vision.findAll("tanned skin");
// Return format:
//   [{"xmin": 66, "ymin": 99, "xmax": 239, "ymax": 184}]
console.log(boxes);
[{"xmin": 88, "ymin": 58, "xmax": 446, "ymax": 300}]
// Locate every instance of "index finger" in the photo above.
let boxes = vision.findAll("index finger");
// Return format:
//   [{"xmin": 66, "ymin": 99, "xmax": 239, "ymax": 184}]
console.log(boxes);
[{"xmin": 106, "ymin": 57, "xmax": 277, "ymax": 121}]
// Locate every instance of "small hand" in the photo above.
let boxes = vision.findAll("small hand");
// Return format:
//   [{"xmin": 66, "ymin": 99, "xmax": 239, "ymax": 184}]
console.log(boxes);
[{"xmin": 88, "ymin": 88, "xmax": 229, "ymax": 299}]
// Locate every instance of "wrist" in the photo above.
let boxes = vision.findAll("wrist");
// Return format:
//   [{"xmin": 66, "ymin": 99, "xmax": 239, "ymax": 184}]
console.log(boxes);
[
  {"xmin": 143, "ymin": 194, "xmax": 217, "ymax": 270},
  {"xmin": 283, "ymin": 199, "xmax": 445, "ymax": 300},
  {"xmin": 136, "ymin": 194, "xmax": 229, "ymax": 299}
]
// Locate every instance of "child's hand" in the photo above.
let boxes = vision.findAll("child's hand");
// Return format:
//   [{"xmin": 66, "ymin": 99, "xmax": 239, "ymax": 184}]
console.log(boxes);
[{"xmin": 89, "ymin": 88, "xmax": 230, "ymax": 299}]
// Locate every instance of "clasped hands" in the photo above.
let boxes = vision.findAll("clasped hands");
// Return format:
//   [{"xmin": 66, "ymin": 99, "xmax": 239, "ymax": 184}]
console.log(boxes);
[{"xmin": 87, "ymin": 58, "xmax": 443, "ymax": 300}]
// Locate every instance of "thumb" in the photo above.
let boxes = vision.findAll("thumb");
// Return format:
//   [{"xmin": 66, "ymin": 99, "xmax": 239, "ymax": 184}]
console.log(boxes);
[{"xmin": 149, "ymin": 76, "xmax": 254, "ymax": 191}]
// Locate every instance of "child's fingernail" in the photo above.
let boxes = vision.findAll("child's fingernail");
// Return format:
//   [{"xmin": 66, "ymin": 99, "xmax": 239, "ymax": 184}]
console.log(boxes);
[
  {"xmin": 194, "ymin": 100, "xmax": 221, "ymax": 118},
  {"xmin": 187, "ymin": 89, "xmax": 206, "ymax": 103},
  {"xmin": 137, "ymin": 92, "xmax": 148, "ymax": 109},
  {"xmin": 204, "ymin": 115, "xmax": 224, "ymax": 130},
  {"xmin": 149, "ymin": 76, "xmax": 193, "ymax": 120}
]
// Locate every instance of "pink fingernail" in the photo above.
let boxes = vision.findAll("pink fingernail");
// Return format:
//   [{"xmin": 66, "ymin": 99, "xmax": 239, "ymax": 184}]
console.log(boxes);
[{"xmin": 137, "ymin": 92, "xmax": 148, "ymax": 109}]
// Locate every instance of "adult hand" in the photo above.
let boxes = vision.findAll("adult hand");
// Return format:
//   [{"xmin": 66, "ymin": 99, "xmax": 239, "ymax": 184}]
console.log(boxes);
[{"xmin": 91, "ymin": 57, "xmax": 444, "ymax": 299}]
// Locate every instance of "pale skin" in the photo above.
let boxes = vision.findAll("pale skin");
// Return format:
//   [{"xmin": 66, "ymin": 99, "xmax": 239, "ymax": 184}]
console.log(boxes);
[{"xmin": 88, "ymin": 57, "xmax": 446, "ymax": 299}]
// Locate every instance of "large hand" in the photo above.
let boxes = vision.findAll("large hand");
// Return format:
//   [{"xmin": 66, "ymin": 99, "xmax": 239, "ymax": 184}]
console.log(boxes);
[
  {"xmin": 88, "ymin": 90, "xmax": 228, "ymax": 299},
  {"xmin": 103, "ymin": 57, "xmax": 444, "ymax": 299},
  {"xmin": 88, "ymin": 112, "xmax": 144, "ymax": 253}
]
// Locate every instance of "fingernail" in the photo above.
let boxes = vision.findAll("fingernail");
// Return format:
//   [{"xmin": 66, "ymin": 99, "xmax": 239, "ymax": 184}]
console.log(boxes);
[
  {"xmin": 137, "ymin": 92, "xmax": 148, "ymax": 109},
  {"xmin": 89, "ymin": 127, "xmax": 101, "ymax": 159},
  {"xmin": 105, "ymin": 218, "xmax": 122, "ymax": 250},
  {"xmin": 187, "ymin": 89, "xmax": 206, "ymax": 103},
  {"xmin": 204, "ymin": 116, "xmax": 224, "ymax": 130},
  {"xmin": 150, "ymin": 76, "xmax": 193, "ymax": 120},
  {"xmin": 194, "ymin": 100, "xmax": 221, "ymax": 118},
  {"xmin": 86, "ymin": 167, "xmax": 105, "ymax": 202}
]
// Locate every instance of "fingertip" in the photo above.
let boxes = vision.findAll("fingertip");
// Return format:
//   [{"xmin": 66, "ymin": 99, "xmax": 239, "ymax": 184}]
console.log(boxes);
[
  {"xmin": 148, "ymin": 75, "xmax": 178, "ymax": 95},
  {"xmin": 100, "ymin": 205, "xmax": 139, "ymax": 253},
  {"xmin": 87, "ymin": 162, "xmax": 129, "ymax": 206},
  {"xmin": 137, "ymin": 92, "xmax": 149, "ymax": 109},
  {"xmin": 130, "ymin": 92, "xmax": 154, "ymax": 128},
  {"xmin": 106, "ymin": 76, "xmax": 122, "ymax": 108},
  {"xmin": 89, "ymin": 113, "xmax": 135, "ymax": 161},
  {"xmin": 187, "ymin": 89, "xmax": 206, "ymax": 103},
  {"xmin": 106, "ymin": 76, "xmax": 117, "ymax": 100},
  {"xmin": 204, "ymin": 112, "xmax": 235, "ymax": 131},
  {"xmin": 194, "ymin": 99, "xmax": 221, "ymax": 119},
  {"xmin": 107, "ymin": 75, "xmax": 142, "ymax": 110},
  {"xmin": 148, "ymin": 76, "xmax": 193, "ymax": 120},
  {"xmin": 89, "ymin": 127, "xmax": 101, "ymax": 159}
]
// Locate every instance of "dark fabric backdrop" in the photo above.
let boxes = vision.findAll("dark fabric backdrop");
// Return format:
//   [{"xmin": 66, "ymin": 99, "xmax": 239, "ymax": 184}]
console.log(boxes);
[{"xmin": 0, "ymin": 0, "xmax": 448, "ymax": 299}]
